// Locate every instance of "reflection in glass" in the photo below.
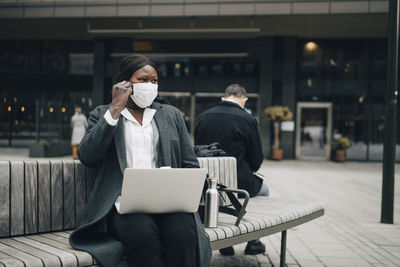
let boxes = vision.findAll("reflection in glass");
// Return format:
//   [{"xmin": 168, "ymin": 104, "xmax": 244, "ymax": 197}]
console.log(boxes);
[{"xmin": 300, "ymin": 108, "xmax": 327, "ymax": 158}]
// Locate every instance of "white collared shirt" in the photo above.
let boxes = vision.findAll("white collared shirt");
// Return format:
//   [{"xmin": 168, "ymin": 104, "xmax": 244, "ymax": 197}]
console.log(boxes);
[{"xmin": 104, "ymin": 107, "xmax": 157, "ymax": 168}]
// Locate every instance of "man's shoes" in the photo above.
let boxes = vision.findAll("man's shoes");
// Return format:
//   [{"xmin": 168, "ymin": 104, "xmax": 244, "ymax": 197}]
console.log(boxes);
[
  {"xmin": 244, "ymin": 240, "xmax": 266, "ymax": 255},
  {"xmin": 219, "ymin": 246, "xmax": 235, "ymax": 256}
]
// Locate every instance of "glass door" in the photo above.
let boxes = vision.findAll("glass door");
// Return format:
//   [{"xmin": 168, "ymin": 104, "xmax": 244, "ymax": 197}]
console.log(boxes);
[{"xmin": 296, "ymin": 102, "xmax": 332, "ymax": 159}]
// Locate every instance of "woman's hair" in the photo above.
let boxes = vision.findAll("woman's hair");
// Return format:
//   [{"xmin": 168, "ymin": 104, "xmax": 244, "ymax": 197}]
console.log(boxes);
[{"xmin": 114, "ymin": 54, "xmax": 158, "ymax": 83}]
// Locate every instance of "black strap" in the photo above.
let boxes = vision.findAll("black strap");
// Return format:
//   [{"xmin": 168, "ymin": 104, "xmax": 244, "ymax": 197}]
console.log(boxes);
[{"xmin": 217, "ymin": 183, "xmax": 244, "ymax": 217}]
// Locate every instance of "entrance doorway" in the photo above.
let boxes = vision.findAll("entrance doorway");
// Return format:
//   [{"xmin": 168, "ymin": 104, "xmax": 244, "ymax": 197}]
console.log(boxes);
[{"xmin": 296, "ymin": 102, "xmax": 332, "ymax": 159}]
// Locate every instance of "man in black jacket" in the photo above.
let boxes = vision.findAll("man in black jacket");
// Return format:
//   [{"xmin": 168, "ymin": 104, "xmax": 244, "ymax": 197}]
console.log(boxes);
[{"xmin": 194, "ymin": 84, "xmax": 269, "ymax": 256}]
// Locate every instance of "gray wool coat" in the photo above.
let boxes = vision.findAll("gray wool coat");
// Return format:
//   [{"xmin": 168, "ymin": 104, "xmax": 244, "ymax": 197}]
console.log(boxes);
[{"xmin": 69, "ymin": 102, "xmax": 211, "ymax": 267}]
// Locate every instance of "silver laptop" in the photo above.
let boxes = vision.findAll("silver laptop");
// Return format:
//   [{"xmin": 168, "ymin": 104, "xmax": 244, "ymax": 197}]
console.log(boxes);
[{"xmin": 116, "ymin": 168, "xmax": 207, "ymax": 214}]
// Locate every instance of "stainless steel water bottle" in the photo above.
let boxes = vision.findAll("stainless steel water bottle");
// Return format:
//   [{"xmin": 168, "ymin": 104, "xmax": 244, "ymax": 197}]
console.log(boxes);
[{"xmin": 204, "ymin": 177, "xmax": 219, "ymax": 228}]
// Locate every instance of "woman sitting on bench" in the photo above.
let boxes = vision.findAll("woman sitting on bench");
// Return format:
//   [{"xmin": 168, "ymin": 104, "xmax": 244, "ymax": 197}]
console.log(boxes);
[{"xmin": 69, "ymin": 54, "xmax": 211, "ymax": 267}]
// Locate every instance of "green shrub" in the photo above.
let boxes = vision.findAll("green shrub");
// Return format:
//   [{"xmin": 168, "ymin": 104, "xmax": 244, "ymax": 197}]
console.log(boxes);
[{"xmin": 331, "ymin": 137, "xmax": 352, "ymax": 150}]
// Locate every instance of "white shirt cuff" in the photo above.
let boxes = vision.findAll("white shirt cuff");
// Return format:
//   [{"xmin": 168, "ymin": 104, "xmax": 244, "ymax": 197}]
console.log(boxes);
[{"xmin": 104, "ymin": 109, "xmax": 119, "ymax": 126}]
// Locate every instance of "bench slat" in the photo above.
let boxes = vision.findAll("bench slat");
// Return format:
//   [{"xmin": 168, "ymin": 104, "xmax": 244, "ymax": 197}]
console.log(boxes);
[
  {"xmin": 63, "ymin": 161, "xmax": 76, "ymax": 230},
  {"xmin": 42, "ymin": 233, "xmax": 99, "ymax": 266},
  {"xmin": 50, "ymin": 161, "xmax": 63, "ymax": 231},
  {"xmin": 205, "ymin": 197, "xmax": 324, "ymax": 243},
  {"xmin": 0, "ymin": 162, "xmax": 10, "ymax": 238},
  {"xmin": 38, "ymin": 161, "xmax": 51, "ymax": 233},
  {"xmin": 217, "ymin": 225, "xmax": 234, "ymax": 238},
  {"xmin": 40, "ymin": 233, "xmax": 70, "ymax": 245},
  {"xmin": 52, "ymin": 232, "xmax": 70, "ymax": 239},
  {"xmin": 10, "ymin": 162, "xmax": 24, "ymax": 236},
  {"xmin": 25, "ymin": 161, "xmax": 38, "ymax": 235},
  {"xmin": 0, "ymin": 251, "xmax": 25, "ymax": 267},
  {"xmin": 74, "ymin": 161, "xmax": 86, "ymax": 226},
  {"xmin": 0, "ymin": 250, "xmax": 25, "ymax": 267},
  {"xmin": 1, "ymin": 238, "xmax": 60, "ymax": 266},
  {"xmin": 30, "ymin": 235, "xmax": 94, "ymax": 266},
  {"xmin": 216, "ymin": 158, "xmax": 229, "ymax": 206},
  {"xmin": 0, "ymin": 241, "xmax": 43, "ymax": 267},
  {"xmin": 197, "ymin": 157, "xmax": 236, "ymax": 206},
  {"xmin": 0, "ymin": 158, "xmax": 325, "ymax": 267},
  {"xmin": 13, "ymin": 236, "xmax": 77, "ymax": 267},
  {"xmin": 211, "ymin": 227, "xmax": 226, "ymax": 240},
  {"xmin": 218, "ymin": 223, "xmax": 240, "ymax": 237}
]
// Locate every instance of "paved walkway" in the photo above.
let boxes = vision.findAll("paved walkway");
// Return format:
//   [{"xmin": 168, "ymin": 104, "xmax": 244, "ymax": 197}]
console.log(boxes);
[
  {"xmin": 0, "ymin": 147, "xmax": 399, "ymax": 266},
  {"xmin": 212, "ymin": 160, "xmax": 400, "ymax": 267}
]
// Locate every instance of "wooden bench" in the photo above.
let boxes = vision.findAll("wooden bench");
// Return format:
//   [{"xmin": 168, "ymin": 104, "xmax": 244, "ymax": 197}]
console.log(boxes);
[{"xmin": 0, "ymin": 158, "xmax": 324, "ymax": 267}]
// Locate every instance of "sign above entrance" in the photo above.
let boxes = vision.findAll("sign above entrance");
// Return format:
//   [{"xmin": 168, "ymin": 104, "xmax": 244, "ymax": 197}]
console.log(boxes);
[{"xmin": 133, "ymin": 41, "xmax": 154, "ymax": 52}]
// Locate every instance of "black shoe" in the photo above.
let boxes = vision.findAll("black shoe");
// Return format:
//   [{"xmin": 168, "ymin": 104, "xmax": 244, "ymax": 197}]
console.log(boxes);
[
  {"xmin": 244, "ymin": 240, "xmax": 265, "ymax": 255},
  {"xmin": 219, "ymin": 246, "xmax": 235, "ymax": 256}
]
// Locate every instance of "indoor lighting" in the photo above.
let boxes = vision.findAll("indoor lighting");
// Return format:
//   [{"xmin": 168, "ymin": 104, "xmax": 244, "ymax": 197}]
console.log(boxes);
[
  {"xmin": 307, "ymin": 78, "xmax": 312, "ymax": 88},
  {"xmin": 7, "ymin": 106, "xmax": 11, "ymax": 112},
  {"xmin": 304, "ymin": 42, "xmax": 318, "ymax": 52},
  {"xmin": 21, "ymin": 107, "xmax": 25, "ymax": 112},
  {"xmin": 61, "ymin": 107, "xmax": 66, "ymax": 113},
  {"xmin": 3, "ymin": 97, "xmax": 6, "ymax": 103},
  {"xmin": 50, "ymin": 107, "xmax": 54, "ymax": 113},
  {"xmin": 14, "ymin": 97, "xmax": 17, "ymax": 103}
]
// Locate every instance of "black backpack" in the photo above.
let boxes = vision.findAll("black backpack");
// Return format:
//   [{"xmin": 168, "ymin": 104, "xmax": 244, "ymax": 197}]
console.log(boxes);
[{"xmin": 193, "ymin": 142, "xmax": 227, "ymax": 157}]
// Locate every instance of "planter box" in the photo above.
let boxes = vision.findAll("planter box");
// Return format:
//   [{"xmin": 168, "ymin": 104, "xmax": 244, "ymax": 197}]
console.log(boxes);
[
  {"xmin": 333, "ymin": 149, "xmax": 346, "ymax": 162},
  {"xmin": 29, "ymin": 142, "xmax": 71, "ymax": 157},
  {"xmin": 271, "ymin": 148, "xmax": 284, "ymax": 160}
]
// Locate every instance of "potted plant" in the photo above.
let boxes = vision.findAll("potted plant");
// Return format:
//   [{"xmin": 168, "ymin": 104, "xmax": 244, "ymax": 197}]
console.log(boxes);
[
  {"xmin": 331, "ymin": 137, "xmax": 352, "ymax": 162},
  {"xmin": 29, "ymin": 139, "xmax": 71, "ymax": 157},
  {"xmin": 263, "ymin": 106, "xmax": 293, "ymax": 160}
]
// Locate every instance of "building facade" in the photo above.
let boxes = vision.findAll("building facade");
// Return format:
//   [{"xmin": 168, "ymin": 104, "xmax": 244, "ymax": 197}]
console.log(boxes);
[{"xmin": 0, "ymin": 0, "xmax": 398, "ymax": 161}]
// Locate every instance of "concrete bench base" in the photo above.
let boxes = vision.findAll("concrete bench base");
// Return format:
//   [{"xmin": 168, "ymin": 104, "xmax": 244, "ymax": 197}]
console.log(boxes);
[{"xmin": 0, "ymin": 197, "xmax": 323, "ymax": 267}]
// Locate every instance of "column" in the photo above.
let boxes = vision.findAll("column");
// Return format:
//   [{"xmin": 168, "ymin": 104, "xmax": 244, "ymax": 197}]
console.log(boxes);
[
  {"xmin": 92, "ymin": 40, "xmax": 106, "ymax": 107},
  {"xmin": 281, "ymin": 37, "xmax": 297, "ymax": 159}
]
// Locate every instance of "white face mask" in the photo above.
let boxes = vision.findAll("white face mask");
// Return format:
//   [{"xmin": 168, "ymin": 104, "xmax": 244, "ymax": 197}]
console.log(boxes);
[{"xmin": 130, "ymin": 82, "xmax": 158, "ymax": 108}]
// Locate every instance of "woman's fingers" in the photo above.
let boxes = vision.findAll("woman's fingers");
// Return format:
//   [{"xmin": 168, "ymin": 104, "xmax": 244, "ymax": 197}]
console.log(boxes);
[{"xmin": 114, "ymin": 81, "xmax": 131, "ymax": 92}]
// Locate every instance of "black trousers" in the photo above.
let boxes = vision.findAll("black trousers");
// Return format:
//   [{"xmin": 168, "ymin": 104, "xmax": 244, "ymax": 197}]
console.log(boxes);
[{"xmin": 107, "ymin": 208, "xmax": 198, "ymax": 267}]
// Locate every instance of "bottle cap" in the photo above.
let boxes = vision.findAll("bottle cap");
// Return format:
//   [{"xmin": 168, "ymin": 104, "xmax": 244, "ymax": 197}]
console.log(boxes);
[{"xmin": 207, "ymin": 177, "xmax": 218, "ymax": 183}]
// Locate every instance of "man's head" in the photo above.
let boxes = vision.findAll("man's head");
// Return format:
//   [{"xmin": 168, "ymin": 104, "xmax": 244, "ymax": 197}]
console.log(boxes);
[
  {"xmin": 74, "ymin": 106, "xmax": 82, "ymax": 114},
  {"xmin": 221, "ymin": 84, "xmax": 248, "ymax": 109}
]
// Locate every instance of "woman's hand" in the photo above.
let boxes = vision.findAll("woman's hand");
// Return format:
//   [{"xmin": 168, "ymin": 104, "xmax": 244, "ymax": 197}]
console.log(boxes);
[{"xmin": 109, "ymin": 81, "xmax": 133, "ymax": 119}]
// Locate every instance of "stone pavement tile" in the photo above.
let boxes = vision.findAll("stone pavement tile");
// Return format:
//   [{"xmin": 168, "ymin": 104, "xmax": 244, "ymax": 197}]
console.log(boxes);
[
  {"xmin": 381, "ymin": 245, "xmax": 400, "ymax": 258},
  {"xmin": 255, "ymin": 253, "xmax": 270, "ymax": 266},
  {"xmin": 211, "ymin": 254, "xmax": 259, "ymax": 267},
  {"xmin": 259, "ymin": 262, "xmax": 273, "ymax": 267},
  {"xmin": 370, "ymin": 248, "xmax": 400, "ymax": 266},
  {"xmin": 308, "ymin": 248, "xmax": 363, "ymax": 259},
  {"xmin": 372, "ymin": 263, "xmax": 399, "ymax": 267},
  {"xmin": 295, "ymin": 260, "xmax": 325, "ymax": 267},
  {"xmin": 265, "ymin": 235, "xmax": 299, "ymax": 266},
  {"xmin": 306, "ymin": 243, "xmax": 349, "ymax": 250},
  {"xmin": 340, "ymin": 236, "xmax": 400, "ymax": 265},
  {"xmin": 318, "ymin": 256, "xmax": 371, "ymax": 267},
  {"xmin": 298, "ymin": 233, "xmax": 342, "ymax": 244},
  {"xmin": 211, "ymin": 244, "xmax": 260, "ymax": 267},
  {"xmin": 340, "ymin": 240, "xmax": 388, "ymax": 265},
  {"xmin": 260, "ymin": 236, "xmax": 281, "ymax": 266},
  {"xmin": 287, "ymin": 247, "xmax": 320, "ymax": 261}
]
